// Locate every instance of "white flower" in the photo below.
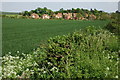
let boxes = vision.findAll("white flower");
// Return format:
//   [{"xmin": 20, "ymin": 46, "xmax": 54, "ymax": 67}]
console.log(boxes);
[
  {"xmin": 108, "ymin": 54, "xmax": 110, "ymax": 59},
  {"xmin": 110, "ymin": 60, "xmax": 112, "ymax": 62},
  {"xmin": 16, "ymin": 56, "xmax": 19, "ymax": 59},
  {"xmin": 17, "ymin": 51, "xmax": 20, "ymax": 53},
  {"xmin": 50, "ymin": 66, "xmax": 58, "ymax": 72},
  {"xmin": 115, "ymin": 75, "xmax": 118, "ymax": 78},
  {"xmin": 8, "ymin": 52, "xmax": 11, "ymax": 54},
  {"xmin": 106, "ymin": 67, "xmax": 109, "ymax": 70},
  {"xmin": 26, "ymin": 68, "xmax": 29, "ymax": 71},
  {"xmin": 111, "ymin": 56, "xmax": 113, "ymax": 58},
  {"xmin": 103, "ymin": 51, "xmax": 105, "ymax": 53},
  {"xmin": 48, "ymin": 62, "xmax": 52, "ymax": 65},
  {"xmin": 43, "ymin": 71, "xmax": 47, "ymax": 73},
  {"xmin": 117, "ymin": 58, "xmax": 119, "ymax": 60}
]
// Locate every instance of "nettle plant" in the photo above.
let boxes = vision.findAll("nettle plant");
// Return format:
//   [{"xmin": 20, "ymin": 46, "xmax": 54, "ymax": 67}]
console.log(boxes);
[{"xmin": 2, "ymin": 26, "xmax": 119, "ymax": 78}]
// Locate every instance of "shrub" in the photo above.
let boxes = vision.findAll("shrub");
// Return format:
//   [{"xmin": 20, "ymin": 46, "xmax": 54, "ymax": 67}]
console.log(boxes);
[
  {"xmin": 105, "ymin": 19, "xmax": 120, "ymax": 35},
  {"xmin": 2, "ymin": 26, "xmax": 119, "ymax": 79},
  {"xmin": 44, "ymin": 26, "xmax": 119, "ymax": 78}
]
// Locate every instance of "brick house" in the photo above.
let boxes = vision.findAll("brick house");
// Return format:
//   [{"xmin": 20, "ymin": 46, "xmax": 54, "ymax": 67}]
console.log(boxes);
[
  {"xmin": 63, "ymin": 13, "xmax": 67, "ymax": 19},
  {"xmin": 89, "ymin": 14, "xmax": 96, "ymax": 20},
  {"xmin": 63, "ymin": 13, "xmax": 73, "ymax": 20},
  {"xmin": 42, "ymin": 14, "xmax": 50, "ymax": 19},
  {"xmin": 31, "ymin": 13, "xmax": 39, "ymax": 19},
  {"xmin": 63, "ymin": 13, "xmax": 67, "ymax": 15},
  {"xmin": 68, "ymin": 13, "xmax": 73, "ymax": 19},
  {"xmin": 54, "ymin": 13, "xmax": 63, "ymax": 19},
  {"xmin": 85, "ymin": 13, "xmax": 89, "ymax": 18},
  {"xmin": 73, "ymin": 13, "xmax": 77, "ymax": 20}
]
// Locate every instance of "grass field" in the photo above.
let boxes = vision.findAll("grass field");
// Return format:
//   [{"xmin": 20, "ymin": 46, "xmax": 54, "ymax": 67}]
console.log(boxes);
[{"xmin": 2, "ymin": 18, "xmax": 110, "ymax": 55}]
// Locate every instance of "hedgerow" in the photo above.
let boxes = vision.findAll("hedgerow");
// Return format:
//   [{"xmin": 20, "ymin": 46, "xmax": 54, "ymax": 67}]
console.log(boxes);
[
  {"xmin": 105, "ymin": 19, "xmax": 120, "ymax": 35},
  {"xmin": 2, "ymin": 26, "xmax": 119, "ymax": 79}
]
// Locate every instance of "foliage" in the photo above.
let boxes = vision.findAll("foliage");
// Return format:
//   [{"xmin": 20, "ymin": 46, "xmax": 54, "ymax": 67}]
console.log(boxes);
[
  {"xmin": 23, "ymin": 11, "xmax": 30, "ymax": 16},
  {"xmin": 43, "ymin": 26, "xmax": 119, "ymax": 78},
  {"xmin": 1, "ymin": 15, "xmax": 27, "ymax": 19},
  {"xmin": 2, "ymin": 12, "xmax": 19, "ymax": 15},
  {"xmin": 2, "ymin": 51, "xmax": 49, "ymax": 78},
  {"xmin": 22, "ymin": 7, "xmax": 53, "ymax": 17},
  {"xmin": 76, "ymin": 13, "xmax": 83, "ymax": 19},
  {"xmin": 105, "ymin": 13, "xmax": 120, "ymax": 35},
  {"xmin": 100, "ymin": 13, "xmax": 111, "ymax": 20},
  {"xmin": 21, "ymin": 7, "xmax": 111, "ymax": 20},
  {"xmin": 110, "ymin": 12, "xmax": 119, "ymax": 20},
  {"xmin": 2, "ymin": 27, "xmax": 119, "ymax": 78}
]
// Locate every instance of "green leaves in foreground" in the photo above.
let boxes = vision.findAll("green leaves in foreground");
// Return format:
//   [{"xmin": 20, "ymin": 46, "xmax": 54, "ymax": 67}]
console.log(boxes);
[
  {"xmin": 2, "ymin": 26, "xmax": 119, "ymax": 78},
  {"xmin": 44, "ymin": 26, "xmax": 119, "ymax": 78}
]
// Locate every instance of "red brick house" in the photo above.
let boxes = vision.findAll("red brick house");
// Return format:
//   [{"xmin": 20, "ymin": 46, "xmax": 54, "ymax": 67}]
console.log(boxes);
[
  {"xmin": 73, "ymin": 13, "xmax": 77, "ymax": 20},
  {"xmin": 31, "ymin": 13, "xmax": 39, "ymax": 19},
  {"xmin": 54, "ymin": 13, "xmax": 63, "ymax": 19},
  {"xmin": 89, "ymin": 14, "xmax": 96, "ymax": 20},
  {"xmin": 42, "ymin": 14, "xmax": 50, "ymax": 19},
  {"xmin": 85, "ymin": 13, "xmax": 89, "ymax": 18},
  {"xmin": 68, "ymin": 13, "xmax": 73, "ymax": 19},
  {"xmin": 63, "ymin": 13, "xmax": 73, "ymax": 20}
]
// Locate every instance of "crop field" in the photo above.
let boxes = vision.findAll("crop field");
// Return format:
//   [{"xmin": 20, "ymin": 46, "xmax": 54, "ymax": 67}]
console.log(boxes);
[{"xmin": 2, "ymin": 18, "xmax": 109, "ymax": 55}]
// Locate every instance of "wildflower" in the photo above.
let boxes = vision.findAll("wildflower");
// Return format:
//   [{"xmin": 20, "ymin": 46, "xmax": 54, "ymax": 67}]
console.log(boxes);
[
  {"xmin": 17, "ymin": 51, "xmax": 20, "ymax": 53},
  {"xmin": 106, "ymin": 67, "xmax": 109, "ymax": 70},
  {"xmin": 26, "ymin": 68, "xmax": 29, "ymax": 71},
  {"xmin": 103, "ymin": 51, "xmax": 105, "ymax": 53},
  {"xmin": 117, "ymin": 58, "xmax": 119, "ymax": 60},
  {"xmin": 8, "ymin": 52, "xmax": 11, "ymax": 54},
  {"xmin": 43, "ymin": 71, "xmax": 47, "ymax": 73},
  {"xmin": 111, "ymin": 56, "xmax": 113, "ymax": 58},
  {"xmin": 108, "ymin": 54, "xmax": 110, "ymax": 59},
  {"xmin": 48, "ymin": 62, "xmax": 52, "ymax": 65},
  {"xmin": 16, "ymin": 56, "xmax": 19, "ymax": 59},
  {"xmin": 110, "ymin": 60, "xmax": 112, "ymax": 62},
  {"xmin": 115, "ymin": 75, "xmax": 118, "ymax": 78},
  {"xmin": 50, "ymin": 66, "xmax": 58, "ymax": 72}
]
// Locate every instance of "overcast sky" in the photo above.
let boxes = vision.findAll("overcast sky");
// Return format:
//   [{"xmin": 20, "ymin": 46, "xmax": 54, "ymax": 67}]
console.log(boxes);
[
  {"xmin": 1, "ymin": 0, "xmax": 119, "ymax": 2},
  {"xmin": 1, "ymin": 2, "xmax": 119, "ymax": 13}
]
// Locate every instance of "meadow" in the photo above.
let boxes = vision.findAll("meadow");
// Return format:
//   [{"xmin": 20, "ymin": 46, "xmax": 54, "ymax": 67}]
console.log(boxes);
[{"xmin": 2, "ymin": 18, "xmax": 109, "ymax": 55}]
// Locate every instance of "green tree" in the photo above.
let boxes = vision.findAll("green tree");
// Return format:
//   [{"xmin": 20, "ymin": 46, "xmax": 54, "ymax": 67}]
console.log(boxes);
[
  {"xmin": 100, "ymin": 13, "xmax": 110, "ymax": 20},
  {"xmin": 59, "ymin": 8, "xmax": 64, "ymax": 13},
  {"xmin": 72, "ymin": 8, "xmax": 75, "ymax": 13},
  {"xmin": 76, "ymin": 13, "xmax": 83, "ymax": 19},
  {"xmin": 76, "ymin": 8, "xmax": 80, "ymax": 13},
  {"xmin": 23, "ymin": 11, "xmax": 30, "ymax": 16}
]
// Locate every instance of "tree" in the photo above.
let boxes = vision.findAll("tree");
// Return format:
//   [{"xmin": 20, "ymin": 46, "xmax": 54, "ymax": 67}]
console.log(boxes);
[
  {"xmin": 76, "ymin": 13, "xmax": 83, "ymax": 19},
  {"xmin": 76, "ymin": 8, "xmax": 80, "ymax": 13},
  {"xmin": 100, "ymin": 13, "xmax": 110, "ymax": 20},
  {"xmin": 44, "ymin": 7, "xmax": 47, "ymax": 11},
  {"xmin": 72, "ymin": 8, "xmax": 75, "ymax": 13},
  {"xmin": 59, "ymin": 8, "xmax": 64, "ymax": 13},
  {"xmin": 67, "ymin": 9, "xmax": 72, "ymax": 13},
  {"xmin": 23, "ymin": 11, "xmax": 30, "ymax": 16}
]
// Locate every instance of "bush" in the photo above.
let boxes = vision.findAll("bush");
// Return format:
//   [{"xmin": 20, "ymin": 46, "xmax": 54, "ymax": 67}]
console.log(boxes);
[
  {"xmin": 105, "ymin": 19, "xmax": 120, "ymax": 35},
  {"xmin": 2, "ymin": 26, "xmax": 119, "ymax": 79},
  {"xmin": 44, "ymin": 26, "xmax": 119, "ymax": 78}
]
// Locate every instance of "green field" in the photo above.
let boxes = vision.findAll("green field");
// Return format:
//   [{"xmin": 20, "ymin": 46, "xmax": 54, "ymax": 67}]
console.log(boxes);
[{"xmin": 2, "ymin": 18, "xmax": 109, "ymax": 55}]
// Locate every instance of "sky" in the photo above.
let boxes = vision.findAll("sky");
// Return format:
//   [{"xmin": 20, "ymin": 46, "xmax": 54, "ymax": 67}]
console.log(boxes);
[
  {"xmin": 1, "ymin": 2, "xmax": 119, "ymax": 13},
  {"xmin": 1, "ymin": 0, "xmax": 119, "ymax": 2}
]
